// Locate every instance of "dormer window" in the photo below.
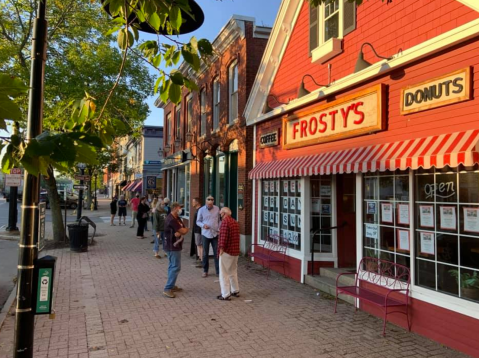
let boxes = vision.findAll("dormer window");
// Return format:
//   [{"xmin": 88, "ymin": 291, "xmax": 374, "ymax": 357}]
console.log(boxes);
[{"xmin": 309, "ymin": 0, "xmax": 356, "ymax": 64}]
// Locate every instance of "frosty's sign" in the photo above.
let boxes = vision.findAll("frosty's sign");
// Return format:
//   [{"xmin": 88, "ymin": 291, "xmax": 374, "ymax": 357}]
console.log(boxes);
[{"xmin": 283, "ymin": 84, "xmax": 385, "ymax": 149}]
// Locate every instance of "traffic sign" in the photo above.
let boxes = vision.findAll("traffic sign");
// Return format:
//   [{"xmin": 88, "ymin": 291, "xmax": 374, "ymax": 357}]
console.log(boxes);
[
  {"xmin": 73, "ymin": 185, "xmax": 88, "ymax": 190},
  {"xmin": 6, "ymin": 174, "xmax": 22, "ymax": 187},
  {"xmin": 74, "ymin": 175, "xmax": 91, "ymax": 181},
  {"xmin": 10, "ymin": 168, "xmax": 22, "ymax": 175}
]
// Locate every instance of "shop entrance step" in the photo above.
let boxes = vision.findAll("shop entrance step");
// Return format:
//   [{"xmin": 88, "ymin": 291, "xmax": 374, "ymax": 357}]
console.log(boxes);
[{"xmin": 305, "ymin": 268, "xmax": 356, "ymax": 305}]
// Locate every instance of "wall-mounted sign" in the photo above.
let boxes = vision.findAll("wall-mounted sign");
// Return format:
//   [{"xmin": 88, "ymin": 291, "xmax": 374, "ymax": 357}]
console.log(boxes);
[
  {"xmin": 146, "ymin": 176, "xmax": 156, "ymax": 189},
  {"xmin": 400, "ymin": 67, "xmax": 471, "ymax": 115},
  {"xmin": 283, "ymin": 84, "xmax": 385, "ymax": 149},
  {"xmin": 260, "ymin": 130, "xmax": 279, "ymax": 148}
]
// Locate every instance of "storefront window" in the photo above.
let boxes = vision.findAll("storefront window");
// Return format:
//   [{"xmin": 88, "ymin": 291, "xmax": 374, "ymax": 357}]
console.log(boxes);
[
  {"xmin": 177, "ymin": 166, "xmax": 186, "ymax": 208},
  {"xmin": 363, "ymin": 170, "xmax": 411, "ymax": 269},
  {"xmin": 261, "ymin": 179, "xmax": 301, "ymax": 250},
  {"xmin": 185, "ymin": 165, "xmax": 190, "ymax": 217},
  {"xmin": 311, "ymin": 176, "xmax": 332, "ymax": 253},
  {"xmin": 216, "ymin": 154, "xmax": 225, "ymax": 208},
  {"xmin": 415, "ymin": 166, "xmax": 479, "ymax": 303},
  {"xmin": 204, "ymin": 156, "xmax": 213, "ymax": 198}
]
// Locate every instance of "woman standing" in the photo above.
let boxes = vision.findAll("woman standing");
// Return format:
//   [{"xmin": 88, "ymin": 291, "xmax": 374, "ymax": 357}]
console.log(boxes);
[
  {"xmin": 136, "ymin": 197, "xmax": 150, "ymax": 239},
  {"xmin": 150, "ymin": 197, "xmax": 159, "ymax": 242},
  {"xmin": 110, "ymin": 196, "xmax": 118, "ymax": 226},
  {"xmin": 153, "ymin": 201, "xmax": 167, "ymax": 258}
]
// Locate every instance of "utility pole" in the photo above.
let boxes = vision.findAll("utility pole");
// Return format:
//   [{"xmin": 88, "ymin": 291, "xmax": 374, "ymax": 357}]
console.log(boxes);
[{"xmin": 15, "ymin": 0, "xmax": 47, "ymax": 356}]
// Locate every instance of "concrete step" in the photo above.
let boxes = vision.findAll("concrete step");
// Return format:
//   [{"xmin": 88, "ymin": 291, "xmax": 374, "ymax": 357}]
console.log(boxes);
[
  {"xmin": 304, "ymin": 275, "xmax": 356, "ymax": 305},
  {"xmin": 319, "ymin": 267, "xmax": 356, "ymax": 286}
]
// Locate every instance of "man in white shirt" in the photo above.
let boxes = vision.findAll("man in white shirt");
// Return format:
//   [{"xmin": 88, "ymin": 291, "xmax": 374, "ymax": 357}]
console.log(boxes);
[{"xmin": 196, "ymin": 195, "xmax": 221, "ymax": 278}]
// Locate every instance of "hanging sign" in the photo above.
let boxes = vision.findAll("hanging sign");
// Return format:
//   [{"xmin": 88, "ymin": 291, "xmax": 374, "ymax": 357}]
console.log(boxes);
[
  {"xmin": 400, "ymin": 67, "xmax": 471, "ymax": 115},
  {"xmin": 283, "ymin": 84, "xmax": 385, "ymax": 149}
]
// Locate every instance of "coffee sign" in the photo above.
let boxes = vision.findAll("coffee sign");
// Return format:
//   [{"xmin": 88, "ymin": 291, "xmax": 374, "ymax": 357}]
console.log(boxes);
[
  {"xmin": 283, "ymin": 84, "xmax": 385, "ymax": 149},
  {"xmin": 260, "ymin": 130, "xmax": 279, "ymax": 148},
  {"xmin": 400, "ymin": 67, "xmax": 471, "ymax": 115}
]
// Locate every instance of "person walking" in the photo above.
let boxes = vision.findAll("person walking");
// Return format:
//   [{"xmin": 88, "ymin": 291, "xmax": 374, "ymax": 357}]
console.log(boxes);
[
  {"xmin": 110, "ymin": 196, "xmax": 118, "ymax": 226},
  {"xmin": 196, "ymin": 195, "xmax": 221, "ymax": 278},
  {"xmin": 153, "ymin": 201, "xmax": 167, "ymax": 258},
  {"xmin": 117, "ymin": 195, "xmax": 127, "ymax": 225},
  {"xmin": 192, "ymin": 198, "xmax": 203, "ymax": 268},
  {"xmin": 217, "ymin": 207, "xmax": 240, "ymax": 301},
  {"xmin": 129, "ymin": 193, "xmax": 140, "ymax": 228},
  {"xmin": 163, "ymin": 202, "xmax": 189, "ymax": 298},
  {"xmin": 136, "ymin": 197, "xmax": 150, "ymax": 239}
]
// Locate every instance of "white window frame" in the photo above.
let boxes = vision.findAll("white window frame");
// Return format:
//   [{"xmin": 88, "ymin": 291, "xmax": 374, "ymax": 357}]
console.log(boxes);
[
  {"xmin": 213, "ymin": 77, "xmax": 220, "ymax": 131},
  {"xmin": 228, "ymin": 61, "xmax": 238, "ymax": 124},
  {"xmin": 310, "ymin": 0, "xmax": 356, "ymax": 64},
  {"xmin": 200, "ymin": 89, "xmax": 206, "ymax": 136}
]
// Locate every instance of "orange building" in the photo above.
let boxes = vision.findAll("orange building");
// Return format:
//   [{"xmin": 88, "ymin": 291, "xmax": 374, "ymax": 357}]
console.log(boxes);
[{"xmin": 245, "ymin": 0, "xmax": 479, "ymax": 355}]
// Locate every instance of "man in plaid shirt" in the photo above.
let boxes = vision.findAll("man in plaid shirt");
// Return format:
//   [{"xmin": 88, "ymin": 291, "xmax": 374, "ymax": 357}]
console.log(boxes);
[{"xmin": 217, "ymin": 207, "xmax": 240, "ymax": 300}]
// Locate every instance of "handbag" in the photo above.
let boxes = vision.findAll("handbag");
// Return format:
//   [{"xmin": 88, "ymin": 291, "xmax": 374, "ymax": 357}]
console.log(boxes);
[{"xmin": 142, "ymin": 212, "xmax": 149, "ymax": 219}]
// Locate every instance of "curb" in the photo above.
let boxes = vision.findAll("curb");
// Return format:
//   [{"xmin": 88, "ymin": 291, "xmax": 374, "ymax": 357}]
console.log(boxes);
[{"xmin": 0, "ymin": 283, "xmax": 16, "ymax": 330}]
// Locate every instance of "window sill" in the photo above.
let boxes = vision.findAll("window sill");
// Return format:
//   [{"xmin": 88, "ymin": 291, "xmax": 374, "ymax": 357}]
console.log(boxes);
[
  {"xmin": 227, "ymin": 118, "xmax": 240, "ymax": 129},
  {"xmin": 311, "ymin": 37, "xmax": 343, "ymax": 64}
]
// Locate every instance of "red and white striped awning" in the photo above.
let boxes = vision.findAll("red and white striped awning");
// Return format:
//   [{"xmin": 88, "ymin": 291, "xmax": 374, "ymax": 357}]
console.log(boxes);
[{"xmin": 249, "ymin": 130, "xmax": 479, "ymax": 179}]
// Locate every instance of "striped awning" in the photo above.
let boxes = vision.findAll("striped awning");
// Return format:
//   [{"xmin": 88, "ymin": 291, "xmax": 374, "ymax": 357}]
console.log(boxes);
[
  {"xmin": 122, "ymin": 181, "xmax": 134, "ymax": 191},
  {"xmin": 121, "ymin": 181, "xmax": 131, "ymax": 191},
  {"xmin": 249, "ymin": 130, "xmax": 479, "ymax": 179},
  {"xmin": 131, "ymin": 180, "xmax": 142, "ymax": 192}
]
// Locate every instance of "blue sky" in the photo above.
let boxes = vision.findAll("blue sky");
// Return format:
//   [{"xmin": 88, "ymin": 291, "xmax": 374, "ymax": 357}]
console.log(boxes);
[{"xmin": 142, "ymin": 0, "xmax": 282, "ymax": 127}]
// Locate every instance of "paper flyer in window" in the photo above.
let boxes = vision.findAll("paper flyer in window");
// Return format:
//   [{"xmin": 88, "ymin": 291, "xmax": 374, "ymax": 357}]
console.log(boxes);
[
  {"xmin": 320, "ymin": 185, "xmax": 331, "ymax": 197},
  {"xmin": 321, "ymin": 204, "xmax": 331, "ymax": 215},
  {"xmin": 276, "ymin": 181, "xmax": 280, "ymax": 193},
  {"xmin": 298, "ymin": 181, "xmax": 301, "ymax": 193},
  {"xmin": 290, "ymin": 181, "xmax": 296, "ymax": 193},
  {"xmin": 264, "ymin": 197, "xmax": 268, "ymax": 208},
  {"xmin": 270, "ymin": 196, "xmax": 275, "ymax": 209},
  {"xmin": 420, "ymin": 231, "xmax": 435, "ymax": 255},
  {"xmin": 264, "ymin": 181, "xmax": 269, "ymax": 193},
  {"xmin": 419, "ymin": 205, "xmax": 434, "ymax": 228},
  {"xmin": 269, "ymin": 212, "xmax": 274, "ymax": 224},
  {"xmin": 275, "ymin": 213, "xmax": 279, "ymax": 224},
  {"xmin": 282, "ymin": 213, "xmax": 288, "ymax": 227},
  {"xmin": 290, "ymin": 197, "xmax": 296, "ymax": 210},
  {"xmin": 283, "ymin": 181, "xmax": 288, "ymax": 193},
  {"xmin": 297, "ymin": 215, "xmax": 301, "ymax": 229},
  {"xmin": 367, "ymin": 202, "xmax": 376, "ymax": 215},
  {"xmin": 312, "ymin": 198, "xmax": 320, "ymax": 213},
  {"xmin": 298, "ymin": 198, "xmax": 302, "ymax": 208},
  {"xmin": 365, "ymin": 224, "xmax": 378, "ymax": 240},
  {"xmin": 439, "ymin": 206, "xmax": 456, "ymax": 230},
  {"xmin": 283, "ymin": 198, "xmax": 288, "ymax": 210},
  {"xmin": 381, "ymin": 203, "xmax": 393, "ymax": 223},
  {"xmin": 397, "ymin": 229, "xmax": 410, "ymax": 252},
  {"xmin": 290, "ymin": 214, "xmax": 296, "ymax": 227},
  {"xmin": 463, "ymin": 207, "xmax": 479, "ymax": 233},
  {"xmin": 292, "ymin": 231, "xmax": 299, "ymax": 245},
  {"xmin": 397, "ymin": 203, "xmax": 410, "ymax": 225},
  {"xmin": 263, "ymin": 211, "xmax": 269, "ymax": 223}
]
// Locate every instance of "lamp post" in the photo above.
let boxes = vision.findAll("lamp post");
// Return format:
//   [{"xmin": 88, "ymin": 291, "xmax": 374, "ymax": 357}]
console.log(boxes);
[
  {"xmin": 76, "ymin": 163, "xmax": 86, "ymax": 221},
  {"xmin": 93, "ymin": 169, "xmax": 98, "ymax": 210}
]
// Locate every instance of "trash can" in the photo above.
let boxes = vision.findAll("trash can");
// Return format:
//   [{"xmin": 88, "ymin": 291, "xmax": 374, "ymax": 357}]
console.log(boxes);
[{"xmin": 68, "ymin": 223, "xmax": 89, "ymax": 252}]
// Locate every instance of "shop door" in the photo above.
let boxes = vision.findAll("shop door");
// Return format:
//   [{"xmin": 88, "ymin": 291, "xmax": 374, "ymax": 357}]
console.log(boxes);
[{"xmin": 336, "ymin": 174, "xmax": 357, "ymax": 268}]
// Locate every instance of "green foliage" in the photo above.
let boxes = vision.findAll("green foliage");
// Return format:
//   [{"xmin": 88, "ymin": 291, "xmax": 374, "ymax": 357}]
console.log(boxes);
[
  {"xmin": 0, "ymin": 74, "xmax": 28, "ymax": 127},
  {"xmin": 449, "ymin": 269, "xmax": 479, "ymax": 289}
]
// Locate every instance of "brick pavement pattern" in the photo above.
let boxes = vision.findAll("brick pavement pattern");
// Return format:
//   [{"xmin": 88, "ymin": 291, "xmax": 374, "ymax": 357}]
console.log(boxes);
[{"xmin": 0, "ymin": 219, "xmax": 469, "ymax": 358}]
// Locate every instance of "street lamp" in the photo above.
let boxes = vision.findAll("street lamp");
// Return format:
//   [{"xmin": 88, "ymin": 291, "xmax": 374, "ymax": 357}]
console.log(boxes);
[{"xmin": 93, "ymin": 169, "xmax": 98, "ymax": 210}]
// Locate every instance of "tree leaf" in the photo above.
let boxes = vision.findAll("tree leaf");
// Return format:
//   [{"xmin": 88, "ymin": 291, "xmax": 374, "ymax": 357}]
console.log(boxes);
[
  {"xmin": 149, "ymin": 12, "xmax": 161, "ymax": 30},
  {"xmin": 183, "ymin": 77, "xmax": 199, "ymax": 92},
  {"xmin": 169, "ymin": 6, "xmax": 182, "ymax": 32},
  {"xmin": 0, "ymin": 94, "xmax": 23, "ymax": 121},
  {"xmin": 169, "ymin": 83, "xmax": 181, "ymax": 104},
  {"xmin": 170, "ymin": 71, "xmax": 184, "ymax": 86},
  {"xmin": 160, "ymin": 80, "xmax": 171, "ymax": 103},
  {"xmin": 198, "ymin": 39, "xmax": 213, "ymax": 56},
  {"xmin": 0, "ymin": 74, "xmax": 28, "ymax": 97}
]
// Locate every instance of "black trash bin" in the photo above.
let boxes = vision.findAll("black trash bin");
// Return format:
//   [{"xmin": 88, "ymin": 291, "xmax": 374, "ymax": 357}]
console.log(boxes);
[{"xmin": 68, "ymin": 223, "xmax": 89, "ymax": 252}]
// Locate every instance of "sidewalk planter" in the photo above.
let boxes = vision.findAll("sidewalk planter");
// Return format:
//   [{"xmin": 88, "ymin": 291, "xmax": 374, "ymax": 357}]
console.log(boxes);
[{"xmin": 68, "ymin": 223, "xmax": 89, "ymax": 252}]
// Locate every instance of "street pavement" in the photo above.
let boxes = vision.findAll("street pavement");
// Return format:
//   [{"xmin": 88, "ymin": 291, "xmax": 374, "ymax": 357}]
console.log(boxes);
[
  {"xmin": 0, "ymin": 240, "xmax": 17, "ymax": 312},
  {"xmin": 0, "ymin": 205, "xmax": 468, "ymax": 358}
]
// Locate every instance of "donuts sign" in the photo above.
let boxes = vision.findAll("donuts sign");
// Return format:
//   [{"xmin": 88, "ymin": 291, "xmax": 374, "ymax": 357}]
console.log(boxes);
[{"xmin": 283, "ymin": 84, "xmax": 385, "ymax": 149}]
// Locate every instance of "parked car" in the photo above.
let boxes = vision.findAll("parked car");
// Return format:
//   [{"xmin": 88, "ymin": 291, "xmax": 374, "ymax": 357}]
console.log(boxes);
[{"xmin": 40, "ymin": 191, "xmax": 78, "ymax": 209}]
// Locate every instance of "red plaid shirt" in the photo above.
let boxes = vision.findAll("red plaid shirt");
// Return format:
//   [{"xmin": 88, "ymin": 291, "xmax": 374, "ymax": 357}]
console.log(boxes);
[{"xmin": 218, "ymin": 215, "xmax": 240, "ymax": 256}]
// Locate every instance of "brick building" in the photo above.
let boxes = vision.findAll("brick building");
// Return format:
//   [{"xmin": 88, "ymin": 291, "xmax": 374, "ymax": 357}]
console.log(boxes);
[
  {"xmin": 245, "ymin": 0, "xmax": 479, "ymax": 355},
  {"xmin": 156, "ymin": 15, "xmax": 271, "ymax": 252}
]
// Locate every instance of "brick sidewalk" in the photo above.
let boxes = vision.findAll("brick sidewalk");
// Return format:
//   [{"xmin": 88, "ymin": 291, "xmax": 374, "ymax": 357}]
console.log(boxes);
[{"xmin": 0, "ymin": 221, "xmax": 468, "ymax": 358}]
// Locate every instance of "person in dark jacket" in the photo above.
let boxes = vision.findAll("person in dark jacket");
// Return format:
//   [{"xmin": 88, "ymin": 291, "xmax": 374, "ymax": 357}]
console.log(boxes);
[
  {"xmin": 192, "ymin": 198, "xmax": 203, "ymax": 267},
  {"xmin": 153, "ymin": 201, "xmax": 167, "ymax": 258},
  {"xmin": 110, "ymin": 196, "xmax": 118, "ymax": 226},
  {"xmin": 117, "ymin": 195, "xmax": 128, "ymax": 225},
  {"xmin": 136, "ymin": 197, "xmax": 150, "ymax": 239}
]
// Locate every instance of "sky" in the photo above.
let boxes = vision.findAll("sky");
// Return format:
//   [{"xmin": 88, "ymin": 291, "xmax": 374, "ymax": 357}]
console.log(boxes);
[{"xmin": 141, "ymin": 0, "xmax": 282, "ymax": 127}]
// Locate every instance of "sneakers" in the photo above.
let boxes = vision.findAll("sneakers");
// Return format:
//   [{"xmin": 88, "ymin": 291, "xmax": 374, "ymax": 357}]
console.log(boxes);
[
  {"xmin": 231, "ymin": 291, "xmax": 240, "ymax": 298},
  {"xmin": 171, "ymin": 286, "xmax": 183, "ymax": 292},
  {"xmin": 202, "ymin": 272, "xmax": 208, "ymax": 278},
  {"xmin": 163, "ymin": 290, "xmax": 175, "ymax": 298},
  {"xmin": 154, "ymin": 254, "xmax": 161, "ymax": 259}
]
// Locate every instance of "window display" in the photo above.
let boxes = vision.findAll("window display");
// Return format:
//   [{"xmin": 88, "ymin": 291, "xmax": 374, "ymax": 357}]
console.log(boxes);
[
  {"xmin": 261, "ymin": 179, "xmax": 301, "ymax": 250},
  {"xmin": 415, "ymin": 166, "xmax": 479, "ymax": 302},
  {"xmin": 363, "ymin": 170, "xmax": 411, "ymax": 267}
]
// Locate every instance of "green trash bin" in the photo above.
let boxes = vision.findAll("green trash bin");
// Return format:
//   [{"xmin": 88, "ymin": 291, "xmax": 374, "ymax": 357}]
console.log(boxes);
[{"xmin": 68, "ymin": 223, "xmax": 89, "ymax": 252}]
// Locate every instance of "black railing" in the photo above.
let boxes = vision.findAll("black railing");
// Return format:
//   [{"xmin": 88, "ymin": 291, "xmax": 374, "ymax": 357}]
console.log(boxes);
[{"xmin": 310, "ymin": 221, "xmax": 347, "ymax": 276}]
